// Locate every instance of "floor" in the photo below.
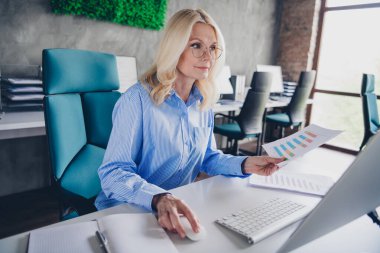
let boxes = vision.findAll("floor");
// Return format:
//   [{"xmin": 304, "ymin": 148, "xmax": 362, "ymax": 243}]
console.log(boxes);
[{"xmin": 0, "ymin": 146, "xmax": 356, "ymax": 240}]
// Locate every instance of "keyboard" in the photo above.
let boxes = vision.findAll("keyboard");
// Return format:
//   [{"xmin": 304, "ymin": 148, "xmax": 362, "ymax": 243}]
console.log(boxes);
[{"xmin": 216, "ymin": 197, "xmax": 312, "ymax": 244}]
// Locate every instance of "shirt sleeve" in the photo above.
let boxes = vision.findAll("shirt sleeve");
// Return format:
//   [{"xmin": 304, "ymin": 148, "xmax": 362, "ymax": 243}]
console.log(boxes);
[
  {"xmin": 98, "ymin": 89, "xmax": 167, "ymax": 211},
  {"xmin": 201, "ymin": 110, "xmax": 249, "ymax": 177}
]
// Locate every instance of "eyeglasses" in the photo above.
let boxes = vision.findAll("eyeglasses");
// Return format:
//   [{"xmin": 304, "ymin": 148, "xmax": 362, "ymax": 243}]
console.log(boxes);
[{"xmin": 190, "ymin": 42, "xmax": 223, "ymax": 60}]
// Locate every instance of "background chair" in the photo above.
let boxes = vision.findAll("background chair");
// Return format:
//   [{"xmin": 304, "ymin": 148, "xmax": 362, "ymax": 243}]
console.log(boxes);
[
  {"xmin": 213, "ymin": 71, "xmax": 272, "ymax": 155},
  {"xmin": 359, "ymin": 74, "xmax": 380, "ymax": 227},
  {"xmin": 266, "ymin": 70, "xmax": 316, "ymax": 139},
  {"xmin": 43, "ymin": 49, "xmax": 121, "ymax": 220},
  {"xmin": 359, "ymin": 73, "xmax": 380, "ymax": 151}
]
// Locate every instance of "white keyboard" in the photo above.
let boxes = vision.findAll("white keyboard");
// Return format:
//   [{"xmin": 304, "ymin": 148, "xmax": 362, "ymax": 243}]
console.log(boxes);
[{"xmin": 216, "ymin": 198, "xmax": 312, "ymax": 244}]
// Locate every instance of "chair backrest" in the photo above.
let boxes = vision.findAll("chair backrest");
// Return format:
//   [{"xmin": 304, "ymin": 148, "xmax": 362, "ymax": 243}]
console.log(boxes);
[
  {"xmin": 286, "ymin": 70, "xmax": 316, "ymax": 124},
  {"xmin": 361, "ymin": 74, "xmax": 380, "ymax": 136},
  {"xmin": 43, "ymin": 49, "xmax": 121, "ymax": 201},
  {"xmin": 237, "ymin": 71, "xmax": 272, "ymax": 134}
]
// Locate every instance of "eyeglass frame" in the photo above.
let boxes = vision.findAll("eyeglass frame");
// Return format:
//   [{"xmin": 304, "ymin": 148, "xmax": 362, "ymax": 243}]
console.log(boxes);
[{"xmin": 190, "ymin": 42, "xmax": 223, "ymax": 60}]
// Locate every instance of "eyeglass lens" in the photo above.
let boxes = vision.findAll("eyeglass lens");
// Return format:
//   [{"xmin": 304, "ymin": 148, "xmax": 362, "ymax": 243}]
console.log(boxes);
[{"xmin": 191, "ymin": 43, "xmax": 222, "ymax": 59}]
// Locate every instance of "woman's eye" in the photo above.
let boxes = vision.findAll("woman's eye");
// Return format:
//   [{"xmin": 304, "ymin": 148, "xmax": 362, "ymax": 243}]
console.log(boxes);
[
  {"xmin": 210, "ymin": 46, "xmax": 216, "ymax": 52},
  {"xmin": 190, "ymin": 43, "xmax": 201, "ymax": 49}
]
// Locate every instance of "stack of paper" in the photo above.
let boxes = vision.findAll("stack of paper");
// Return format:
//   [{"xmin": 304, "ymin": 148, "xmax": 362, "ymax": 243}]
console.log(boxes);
[
  {"xmin": 1, "ymin": 78, "xmax": 43, "ymax": 111},
  {"xmin": 249, "ymin": 171, "xmax": 335, "ymax": 196}
]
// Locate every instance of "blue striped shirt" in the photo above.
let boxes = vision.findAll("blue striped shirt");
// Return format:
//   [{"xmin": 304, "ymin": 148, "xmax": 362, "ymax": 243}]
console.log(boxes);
[{"xmin": 95, "ymin": 82, "xmax": 247, "ymax": 211}]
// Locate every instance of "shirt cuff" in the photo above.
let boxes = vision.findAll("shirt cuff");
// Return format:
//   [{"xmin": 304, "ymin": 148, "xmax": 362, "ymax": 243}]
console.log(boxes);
[
  {"xmin": 223, "ymin": 155, "xmax": 249, "ymax": 177},
  {"xmin": 135, "ymin": 183, "xmax": 168, "ymax": 211},
  {"xmin": 241, "ymin": 157, "xmax": 250, "ymax": 175}
]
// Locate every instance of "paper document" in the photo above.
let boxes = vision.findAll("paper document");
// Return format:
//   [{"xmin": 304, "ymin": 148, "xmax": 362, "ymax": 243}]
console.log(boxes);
[
  {"xmin": 4, "ymin": 78, "xmax": 42, "ymax": 85},
  {"xmin": 5, "ymin": 93, "xmax": 44, "ymax": 101},
  {"xmin": 28, "ymin": 213, "xmax": 179, "ymax": 253},
  {"xmin": 262, "ymin": 124, "xmax": 342, "ymax": 166},
  {"xmin": 249, "ymin": 171, "xmax": 335, "ymax": 196},
  {"xmin": 6, "ymin": 85, "xmax": 43, "ymax": 93}
]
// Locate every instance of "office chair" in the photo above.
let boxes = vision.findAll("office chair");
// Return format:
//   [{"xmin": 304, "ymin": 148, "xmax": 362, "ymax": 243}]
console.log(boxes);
[
  {"xmin": 43, "ymin": 49, "xmax": 121, "ymax": 220},
  {"xmin": 359, "ymin": 74, "xmax": 380, "ymax": 227},
  {"xmin": 265, "ymin": 70, "xmax": 316, "ymax": 139},
  {"xmin": 213, "ymin": 71, "xmax": 272, "ymax": 155},
  {"xmin": 359, "ymin": 74, "xmax": 380, "ymax": 151}
]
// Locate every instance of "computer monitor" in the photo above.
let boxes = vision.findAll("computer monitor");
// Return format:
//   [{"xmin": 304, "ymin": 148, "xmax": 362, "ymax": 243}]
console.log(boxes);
[
  {"xmin": 256, "ymin": 65, "xmax": 284, "ymax": 94},
  {"xmin": 116, "ymin": 56, "xmax": 138, "ymax": 92},
  {"xmin": 279, "ymin": 132, "xmax": 380, "ymax": 252},
  {"xmin": 215, "ymin": 65, "xmax": 233, "ymax": 96}
]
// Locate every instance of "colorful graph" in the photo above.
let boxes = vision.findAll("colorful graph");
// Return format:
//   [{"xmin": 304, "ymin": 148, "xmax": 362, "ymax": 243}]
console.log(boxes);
[
  {"xmin": 272, "ymin": 131, "xmax": 320, "ymax": 158},
  {"xmin": 281, "ymin": 144, "xmax": 295, "ymax": 157},
  {"xmin": 293, "ymin": 138, "xmax": 307, "ymax": 148},
  {"xmin": 263, "ymin": 124, "xmax": 342, "ymax": 161},
  {"xmin": 299, "ymin": 134, "xmax": 313, "ymax": 143},
  {"xmin": 305, "ymin": 131, "xmax": 317, "ymax": 138}
]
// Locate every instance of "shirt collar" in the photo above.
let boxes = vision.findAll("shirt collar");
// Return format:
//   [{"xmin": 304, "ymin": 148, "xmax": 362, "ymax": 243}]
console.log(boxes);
[{"xmin": 169, "ymin": 84, "xmax": 203, "ymax": 105}]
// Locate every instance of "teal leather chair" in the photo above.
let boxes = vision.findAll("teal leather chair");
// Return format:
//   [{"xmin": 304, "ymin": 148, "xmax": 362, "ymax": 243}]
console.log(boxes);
[
  {"xmin": 360, "ymin": 74, "xmax": 380, "ymax": 151},
  {"xmin": 266, "ymin": 70, "xmax": 316, "ymax": 138},
  {"xmin": 214, "ymin": 72, "xmax": 272, "ymax": 155},
  {"xmin": 43, "ymin": 49, "xmax": 121, "ymax": 220}
]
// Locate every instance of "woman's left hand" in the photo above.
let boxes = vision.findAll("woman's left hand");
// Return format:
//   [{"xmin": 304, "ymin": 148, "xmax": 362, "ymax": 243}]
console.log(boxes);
[{"xmin": 243, "ymin": 156, "xmax": 285, "ymax": 176}]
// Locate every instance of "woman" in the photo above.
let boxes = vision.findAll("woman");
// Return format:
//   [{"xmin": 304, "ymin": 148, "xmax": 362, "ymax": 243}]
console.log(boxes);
[{"xmin": 95, "ymin": 9, "xmax": 283, "ymax": 238}]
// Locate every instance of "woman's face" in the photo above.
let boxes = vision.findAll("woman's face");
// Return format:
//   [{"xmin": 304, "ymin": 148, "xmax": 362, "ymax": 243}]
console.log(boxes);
[{"xmin": 177, "ymin": 22, "xmax": 218, "ymax": 82}]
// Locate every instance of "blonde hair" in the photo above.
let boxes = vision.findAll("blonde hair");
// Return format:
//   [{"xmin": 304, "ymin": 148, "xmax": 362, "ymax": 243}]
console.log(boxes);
[{"xmin": 141, "ymin": 8, "xmax": 226, "ymax": 109}]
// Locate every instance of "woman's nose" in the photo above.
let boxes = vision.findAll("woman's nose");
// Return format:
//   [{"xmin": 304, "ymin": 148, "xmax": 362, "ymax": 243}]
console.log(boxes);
[{"xmin": 201, "ymin": 48, "xmax": 212, "ymax": 61}]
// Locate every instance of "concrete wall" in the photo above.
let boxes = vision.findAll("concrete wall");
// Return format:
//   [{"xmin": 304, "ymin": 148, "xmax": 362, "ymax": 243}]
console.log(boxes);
[
  {"xmin": 0, "ymin": 0, "xmax": 282, "ymax": 196},
  {"xmin": 0, "ymin": 0, "xmax": 281, "ymax": 85}
]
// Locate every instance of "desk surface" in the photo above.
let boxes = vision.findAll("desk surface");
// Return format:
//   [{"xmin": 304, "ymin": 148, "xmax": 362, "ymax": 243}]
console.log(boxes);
[
  {"xmin": 0, "ymin": 98, "xmax": 299, "ymax": 139},
  {"xmin": 0, "ymin": 111, "xmax": 45, "ymax": 139},
  {"xmin": 1, "ymin": 148, "xmax": 379, "ymax": 252},
  {"xmin": 213, "ymin": 98, "xmax": 313, "ymax": 113}
]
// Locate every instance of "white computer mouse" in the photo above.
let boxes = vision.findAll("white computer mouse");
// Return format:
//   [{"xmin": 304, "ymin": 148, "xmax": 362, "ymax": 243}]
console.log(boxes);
[{"xmin": 179, "ymin": 216, "xmax": 207, "ymax": 241}]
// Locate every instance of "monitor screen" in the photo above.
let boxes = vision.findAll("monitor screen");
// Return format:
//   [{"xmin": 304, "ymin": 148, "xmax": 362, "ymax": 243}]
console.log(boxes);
[
  {"xmin": 215, "ymin": 65, "xmax": 233, "ymax": 95},
  {"xmin": 116, "ymin": 56, "xmax": 138, "ymax": 92},
  {"xmin": 256, "ymin": 65, "xmax": 284, "ymax": 93},
  {"xmin": 280, "ymin": 132, "xmax": 380, "ymax": 252}
]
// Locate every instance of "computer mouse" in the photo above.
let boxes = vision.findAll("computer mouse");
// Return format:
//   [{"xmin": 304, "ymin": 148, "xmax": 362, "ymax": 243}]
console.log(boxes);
[{"xmin": 179, "ymin": 216, "xmax": 207, "ymax": 241}]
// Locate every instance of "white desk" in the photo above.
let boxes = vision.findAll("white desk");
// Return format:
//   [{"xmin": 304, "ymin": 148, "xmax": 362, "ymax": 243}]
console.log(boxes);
[
  {"xmin": 213, "ymin": 98, "xmax": 313, "ymax": 114},
  {"xmin": 1, "ymin": 148, "xmax": 379, "ymax": 252},
  {"xmin": 0, "ymin": 111, "xmax": 45, "ymax": 140},
  {"xmin": 0, "ymin": 99, "xmax": 298, "ymax": 139}
]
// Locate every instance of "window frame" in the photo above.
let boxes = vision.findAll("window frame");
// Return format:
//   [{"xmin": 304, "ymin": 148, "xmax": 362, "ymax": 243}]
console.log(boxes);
[{"xmin": 308, "ymin": 0, "xmax": 380, "ymax": 154}]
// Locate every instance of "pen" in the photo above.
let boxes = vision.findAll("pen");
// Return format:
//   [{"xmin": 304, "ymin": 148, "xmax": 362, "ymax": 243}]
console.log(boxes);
[{"xmin": 95, "ymin": 230, "xmax": 111, "ymax": 253}]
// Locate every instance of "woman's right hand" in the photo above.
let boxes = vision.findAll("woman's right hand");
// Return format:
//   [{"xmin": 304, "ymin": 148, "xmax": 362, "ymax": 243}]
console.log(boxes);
[{"xmin": 154, "ymin": 194, "xmax": 200, "ymax": 238}]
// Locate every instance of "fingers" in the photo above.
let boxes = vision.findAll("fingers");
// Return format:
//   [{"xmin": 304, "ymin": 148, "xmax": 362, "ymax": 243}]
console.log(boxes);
[
  {"xmin": 157, "ymin": 211, "xmax": 175, "ymax": 232},
  {"xmin": 178, "ymin": 201, "xmax": 200, "ymax": 233},
  {"xmin": 262, "ymin": 163, "xmax": 279, "ymax": 176},
  {"xmin": 156, "ymin": 195, "xmax": 199, "ymax": 238},
  {"xmin": 264, "ymin": 156, "xmax": 286, "ymax": 164},
  {"xmin": 169, "ymin": 208, "xmax": 186, "ymax": 238}
]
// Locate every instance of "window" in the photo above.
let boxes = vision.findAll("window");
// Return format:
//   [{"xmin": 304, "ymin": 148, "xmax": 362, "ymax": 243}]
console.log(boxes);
[{"xmin": 311, "ymin": 1, "xmax": 380, "ymax": 152}]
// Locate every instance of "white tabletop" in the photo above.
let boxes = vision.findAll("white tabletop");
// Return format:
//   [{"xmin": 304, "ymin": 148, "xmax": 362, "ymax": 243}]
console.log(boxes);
[
  {"xmin": 213, "ymin": 98, "xmax": 313, "ymax": 114},
  {"xmin": 0, "ymin": 111, "xmax": 45, "ymax": 139},
  {"xmin": 1, "ymin": 149, "xmax": 379, "ymax": 253}
]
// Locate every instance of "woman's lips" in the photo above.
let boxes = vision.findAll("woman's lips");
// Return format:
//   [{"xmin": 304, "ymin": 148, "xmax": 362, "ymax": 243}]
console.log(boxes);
[{"xmin": 195, "ymin": 66, "xmax": 209, "ymax": 71}]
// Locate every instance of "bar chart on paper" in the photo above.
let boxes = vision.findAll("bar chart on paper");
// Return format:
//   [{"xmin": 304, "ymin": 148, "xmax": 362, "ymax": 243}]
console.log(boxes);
[{"xmin": 263, "ymin": 124, "xmax": 342, "ymax": 161}]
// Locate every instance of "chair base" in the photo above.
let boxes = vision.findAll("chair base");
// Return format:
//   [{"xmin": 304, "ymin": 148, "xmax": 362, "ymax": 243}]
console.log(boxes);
[
  {"xmin": 55, "ymin": 186, "xmax": 97, "ymax": 221},
  {"xmin": 223, "ymin": 136, "xmax": 262, "ymax": 156}
]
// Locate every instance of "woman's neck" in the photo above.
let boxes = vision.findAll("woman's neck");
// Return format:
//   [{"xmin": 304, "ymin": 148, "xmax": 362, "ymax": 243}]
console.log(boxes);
[{"xmin": 173, "ymin": 75, "xmax": 195, "ymax": 103}]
